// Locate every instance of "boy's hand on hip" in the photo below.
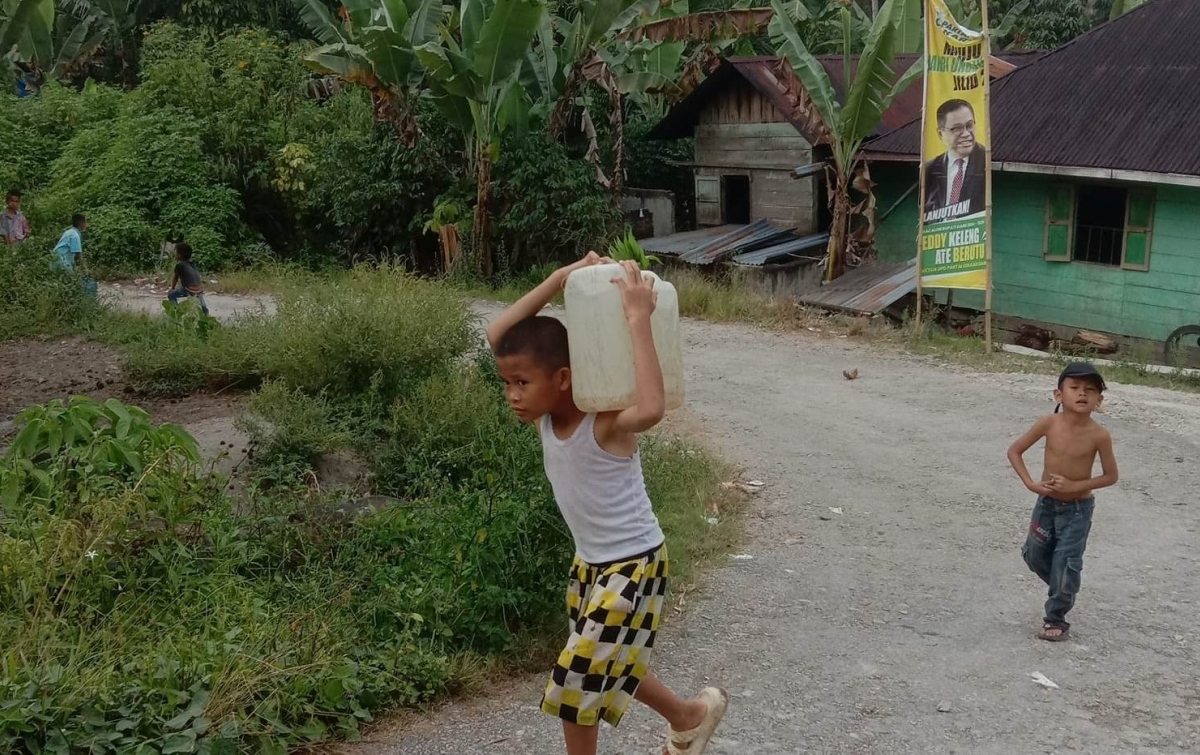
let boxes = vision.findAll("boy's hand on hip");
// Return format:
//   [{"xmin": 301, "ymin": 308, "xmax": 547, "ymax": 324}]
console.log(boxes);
[{"xmin": 612, "ymin": 260, "xmax": 657, "ymax": 323}]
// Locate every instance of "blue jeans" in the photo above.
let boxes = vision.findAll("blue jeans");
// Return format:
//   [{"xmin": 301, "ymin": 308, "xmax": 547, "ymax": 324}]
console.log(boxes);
[
  {"xmin": 1022, "ymin": 496, "xmax": 1094, "ymax": 629},
  {"xmin": 167, "ymin": 287, "xmax": 209, "ymax": 315}
]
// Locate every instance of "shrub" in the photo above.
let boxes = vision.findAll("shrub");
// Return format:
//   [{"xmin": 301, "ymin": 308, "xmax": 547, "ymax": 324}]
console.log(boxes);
[
  {"xmin": 76, "ymin": 205, "xmax": 163, "ymax": 274},
  {"xmin": 254, "ymin": 267, "xmax": 473, "ymax": 403},
  {"xmin": 492, "ymin": 132, "xmax": 621, "ymax": 270},
  {"xmin": 0, "ymin": 239, "xmax": 101, "ymax": 340},
  {"xmin": 0, "ymin": 397, "xmax": 449, "ymax": 754},
  {"xmin": 32, "ymin": 105, "xmax": 246, "ymax": 274},
  {"xmin": 238, "ymin": 380, "xmax": 351, "ymax": 480},
  {"xmin": 370, "ymin": 358, "xmax": 570, "ymax": 650},
  {"xmin": 0, "ymin": 82, "xmax": 123, "ymax": 197}
]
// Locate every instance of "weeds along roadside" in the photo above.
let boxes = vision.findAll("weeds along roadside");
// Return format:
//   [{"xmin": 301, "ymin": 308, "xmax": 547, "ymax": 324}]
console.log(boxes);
[{"xmin": 1, "ymin": 264, "xmax": 742, "ymax": 754}]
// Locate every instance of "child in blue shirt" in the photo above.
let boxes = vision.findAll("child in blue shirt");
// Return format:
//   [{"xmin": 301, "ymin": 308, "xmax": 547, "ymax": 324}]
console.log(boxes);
[{"xmin": 53, "ymin": 214, "xmax": 87, "ymax": 272}]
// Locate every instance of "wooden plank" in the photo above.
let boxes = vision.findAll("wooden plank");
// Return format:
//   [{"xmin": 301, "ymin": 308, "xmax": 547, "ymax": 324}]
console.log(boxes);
[
  {"xmin": 695, "ymin": 151, "xmax": 808, "ymax": 170},
  {"xmin": 696, "ymin": 140, "xmax": 811, "ymax": 157},
  {"xmin": 695, "ymin": 123, "xmax": 803, "ymax": 139},
  {"xmin": 695, "ymin": 135, "xmax": 811, "ymax": 152}
]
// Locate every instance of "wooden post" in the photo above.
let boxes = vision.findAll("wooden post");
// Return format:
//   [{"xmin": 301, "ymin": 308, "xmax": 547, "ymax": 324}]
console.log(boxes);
[
  {"xmin": 914, "ymin": 2, "xmax": 930, "ymax": 335},
  {"xmin": 981, "ymin": 0, "xmax": 995, "ymax": 354}
]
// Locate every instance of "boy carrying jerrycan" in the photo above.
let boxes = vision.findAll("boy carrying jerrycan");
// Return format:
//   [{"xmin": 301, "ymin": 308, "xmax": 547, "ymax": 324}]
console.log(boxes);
[{"xmin": 487, "ymin": 253, "xmax": 723, "ymax": 755}]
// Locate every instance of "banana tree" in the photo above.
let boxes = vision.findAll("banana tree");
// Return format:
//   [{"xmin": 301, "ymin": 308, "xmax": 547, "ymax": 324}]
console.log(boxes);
[
  {"xmin": 943, "ymin": 0, "xmax": 1030, "ymax": 48},
  {"xmin": 1, "ymin": 0, "xmax": 54, "ymax": 77},
  {"xmin": 295, "ymin": 0, "xmax": 440, "ymax": 146},
  {"xmin": 1108, "ymin": 0, "xmax": 1147, "ymax": 20},
  {"xmin": 770, "ymin": 0, "xmax": 920, "ymax": 281},
  {"xmin": 415, "ymin": 0, "xmax": 544, "ymax": 275}
]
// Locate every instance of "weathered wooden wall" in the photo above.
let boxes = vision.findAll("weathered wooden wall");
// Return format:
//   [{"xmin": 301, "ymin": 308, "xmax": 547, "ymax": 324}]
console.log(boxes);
[{"xmin": 690, "ymin": 80, "xmax": 818, "ymax": 233}]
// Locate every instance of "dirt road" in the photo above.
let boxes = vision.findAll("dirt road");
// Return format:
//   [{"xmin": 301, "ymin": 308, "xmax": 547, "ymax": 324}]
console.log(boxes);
[
  {"xmin": 100, "ymin": 288, "xmax": 1200, "ymax": 754},
  {"xmin": 344, "ymin": 308, "xmax": 1200, "ymax": 755}
]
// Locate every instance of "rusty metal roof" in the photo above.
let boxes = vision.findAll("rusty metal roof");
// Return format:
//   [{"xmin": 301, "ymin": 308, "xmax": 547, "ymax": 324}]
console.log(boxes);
[
  {"xmin": 642, "ymin": 225, "xmax": 741, "ymax": 257},
  {"xmin": 731, "ymin": 232, "xmax": 829, "ymax": 267},
  {"xmin": 866, "ymin": 0, "xmax": 1200, "ymax": 175},
  {"xmin": 819, "ymin": 52, "xmax": 1040, "ymax": 138},
  {"xmin": 642, "ymin": 220, "xmax": 803, "ymax": 266},
  {"xmin": 648, "ymin": 53, "xmax": 1039, "ymax": 142},
  {"xmin": 796, "ymin": 259, "xmax": 917, "ymax": 316}
]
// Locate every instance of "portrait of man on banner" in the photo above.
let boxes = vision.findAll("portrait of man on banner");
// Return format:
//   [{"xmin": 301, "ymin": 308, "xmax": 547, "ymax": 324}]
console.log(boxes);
[{"xmin": 923, "ymin": 98, "xmax": 987, "ymax": 219}]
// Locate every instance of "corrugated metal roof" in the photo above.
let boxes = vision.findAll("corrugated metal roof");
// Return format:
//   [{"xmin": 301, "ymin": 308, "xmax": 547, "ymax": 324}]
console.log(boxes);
[
  {"xmin": 818, "ymin": 52, "xmax": 1039, "ymax": 138},
  {"xmin": 866, "ymin": 0, "xmax": 1200, "ymax": 175},
  {"xmin": 648, "ymin": 53, "xmax": 1039, "ymax": 142},
  {"xmin": 731, "ymin": 232, "xmax": 830, "ymax": 266},
  {"xmin": 641, "ymin": 221, "xmax": 804, "ymax": 266},
  {"xmin": 642, "ymin": 225, "xmax": 741, "ymax": 256},
  {"xmin": 796, "ymin": 259, "xmax": 917, "ymax": 315},
  {"xmin": 679, "ymin": 219, "xmax": 797, "ymax": 265}
]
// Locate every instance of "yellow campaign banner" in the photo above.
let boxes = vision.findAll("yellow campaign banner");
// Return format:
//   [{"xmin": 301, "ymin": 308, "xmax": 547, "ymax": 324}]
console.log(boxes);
[{"xmin": 920, "ymin": 0, "xmax": 990, "ymax": 290}]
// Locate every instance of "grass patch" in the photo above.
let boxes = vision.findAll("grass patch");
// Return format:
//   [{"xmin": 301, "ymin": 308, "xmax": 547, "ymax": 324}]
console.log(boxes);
[
  {"xmin": 4, "ymin": 267, "xmax": 743, "ymax": 753},
  {"xmin": 0, "ymin": 240, "xmax": 102, "ymax": 341}
]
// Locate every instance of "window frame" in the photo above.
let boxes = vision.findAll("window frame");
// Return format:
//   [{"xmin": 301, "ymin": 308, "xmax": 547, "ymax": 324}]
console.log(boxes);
[
  {"xmin": 1043, "ymin": 182, "xmax": 1155, "ymax": 271},
  {"xmin": 1044, "ymin": 184, "xmax": 1075, "ymax": 263}
]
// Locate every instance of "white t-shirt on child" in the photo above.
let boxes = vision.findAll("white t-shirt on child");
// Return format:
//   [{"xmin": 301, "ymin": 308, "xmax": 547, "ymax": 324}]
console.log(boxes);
[{"xmin": 539, "ymin": 412, "xmax": 664, "ymax": 565}]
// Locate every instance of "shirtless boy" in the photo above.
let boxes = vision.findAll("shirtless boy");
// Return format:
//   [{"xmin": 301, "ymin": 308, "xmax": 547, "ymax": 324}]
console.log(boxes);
[{"xmin": 1007, "ymin": 362, "xmax": 1119, "ymax": 642}]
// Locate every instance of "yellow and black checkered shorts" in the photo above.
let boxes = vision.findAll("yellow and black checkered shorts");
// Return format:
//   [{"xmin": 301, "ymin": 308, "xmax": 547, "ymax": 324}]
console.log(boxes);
[{"xmin": 541, "ymin": 545, "xmax": 669, "ymax": 727}]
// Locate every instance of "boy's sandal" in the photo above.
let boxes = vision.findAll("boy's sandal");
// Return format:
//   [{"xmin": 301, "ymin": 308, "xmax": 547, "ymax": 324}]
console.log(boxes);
[
  {"xmin": 665, "ymin": 687, "xmax": 729, "ymax": 755},
  {"xmin": 1038, "ymin": 624, "xmax": 1070, "ymax": 642}
]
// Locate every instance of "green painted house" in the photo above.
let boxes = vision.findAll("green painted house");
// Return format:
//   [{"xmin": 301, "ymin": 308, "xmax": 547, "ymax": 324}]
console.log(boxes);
[{"xmin": 866, "ymin": 0, "xmax": 1200, "ymax": 347}]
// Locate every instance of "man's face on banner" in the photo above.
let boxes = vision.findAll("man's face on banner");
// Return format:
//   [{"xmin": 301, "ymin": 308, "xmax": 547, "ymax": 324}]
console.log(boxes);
[{"xmin": 938, "ymin": 105, "xmax": 976, "ymax": 158}]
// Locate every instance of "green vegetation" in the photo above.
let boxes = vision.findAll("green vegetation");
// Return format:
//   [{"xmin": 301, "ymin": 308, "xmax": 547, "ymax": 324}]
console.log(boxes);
[
  {"xmin": 0, "ymin": 267, "xmax": 741, "ymax": 753},
  {"xmin": 0, "ymin": 242, "xmax": 101, "ymax": 340}
]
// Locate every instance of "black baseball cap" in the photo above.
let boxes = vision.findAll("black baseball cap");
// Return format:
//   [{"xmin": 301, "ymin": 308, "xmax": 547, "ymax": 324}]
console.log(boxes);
[{"xmin": 1058, "ymin": 362, "xmax": 1106, "ymax": 392}]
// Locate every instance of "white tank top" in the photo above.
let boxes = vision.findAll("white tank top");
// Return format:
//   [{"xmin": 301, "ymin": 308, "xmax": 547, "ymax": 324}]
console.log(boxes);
[{"xmin": 539, "ymin": 413, "xmax": 665, "ymax": 565}]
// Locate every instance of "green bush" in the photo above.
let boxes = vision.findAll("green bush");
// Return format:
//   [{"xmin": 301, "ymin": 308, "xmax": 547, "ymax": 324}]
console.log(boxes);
[
  {"xmin": 31, "ymin": 104, "xmax": 246, "ymax": 275},
  {"xmin": 254, "ymin": 267, "xmax": 473, "ymax": 403},
  {"xmin": 0, "ymin": 82, "xmax": 123, "ymax": 197},
  {"xmin": 492, "ymin": 132, "xmax": 621, "ymax": 270},
  {"xmin": 6, "ymin": 265, "xmax": 739, "ymax": 752},
  {"xmin": 0, "ymin": 396, "xmax": 450, "ymax": 754},
  {"xmin": 77, "ymin": 205, "xmax": 163, "ymax": 274},
  {"xmin": 0, "ymin": 240, "xmax": 101, "ymax": 340},
  {"xmin": 238, "ymin": 380, "xmax": 351, "ymax": 482}
]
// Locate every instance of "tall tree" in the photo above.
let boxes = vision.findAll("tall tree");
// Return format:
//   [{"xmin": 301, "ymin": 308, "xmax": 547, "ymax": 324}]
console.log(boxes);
[
  {"xmin": 769, "ymin": 0, "xmax": 920, "ymax": 280},
  {"xmin": 295, "ymin": 0, "xmax": 440, "ymax": 147},
  {"xmin": 415, "ymin": 0, "xmax": 545, "ymax": 275}
]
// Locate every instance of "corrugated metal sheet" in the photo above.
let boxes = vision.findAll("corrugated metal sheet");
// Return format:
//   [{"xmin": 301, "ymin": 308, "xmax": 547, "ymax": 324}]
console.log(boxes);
[
  {"xmin": 866, "ymin": 0, "xmax": 1200, "ymax": 175},
  {"xmin": 731, "ymin": 232, "xmax": 829, "ymax": 267},
  {"xmin": 642, "ymin": 225, "xmax": 741, "ymax": 257},
  {"xmin": 641, "ymin": 221, "xmax": 804, "ymax": 266},
  {"xmin": 679, "ymin": 220, "xmax": 797, "ymax": 265},
  {"xmin": 797, "ymin": 260, "xmax": 917, "ymax": 315}
]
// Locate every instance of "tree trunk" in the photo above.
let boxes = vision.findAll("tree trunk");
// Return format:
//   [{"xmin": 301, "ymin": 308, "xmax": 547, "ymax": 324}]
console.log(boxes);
[
  {"xmin": 473, "ymin": 149, "xmax": 494, "ymax": 278},
  {"xmin": 826, "ymin": 172, "xmax": 850, "ymax": 283},
  {"xmin": 549, "ymin": 64, "xmax": 582, "ymax": 139}
]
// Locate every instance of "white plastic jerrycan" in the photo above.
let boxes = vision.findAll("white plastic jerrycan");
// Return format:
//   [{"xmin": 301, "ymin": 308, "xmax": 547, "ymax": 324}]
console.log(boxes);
[{"xmin": 563, "ymin": 263, "xmax": 685, "ymax": 413}]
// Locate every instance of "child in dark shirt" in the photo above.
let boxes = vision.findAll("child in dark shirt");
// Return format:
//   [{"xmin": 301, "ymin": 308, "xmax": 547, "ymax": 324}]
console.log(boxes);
[{"xmin": 165, "ymin": 243, "xmax": 209, "ymax": 316}]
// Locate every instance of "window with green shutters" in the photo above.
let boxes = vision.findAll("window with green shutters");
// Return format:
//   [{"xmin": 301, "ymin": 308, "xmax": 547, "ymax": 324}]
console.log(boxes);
[
  {"xmin": 1044, "ymin": 183, "xmax": 1154, "ymax": 270},
  {"xmin": 1044, "ymin": 185, "xmax": 1075, "ymax": 262},
  {"xmin": 1121, "ymin": 188, "xmax": 1154, "ymax": 271}
]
